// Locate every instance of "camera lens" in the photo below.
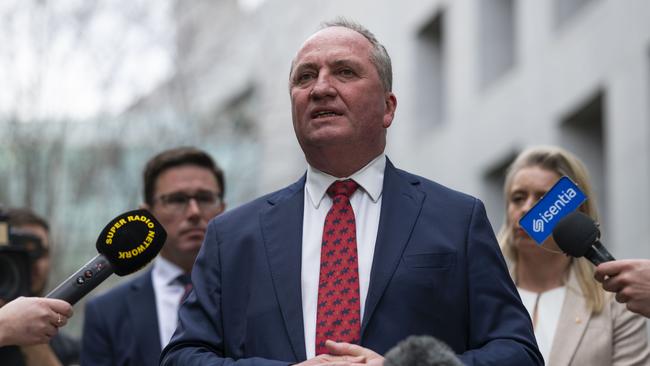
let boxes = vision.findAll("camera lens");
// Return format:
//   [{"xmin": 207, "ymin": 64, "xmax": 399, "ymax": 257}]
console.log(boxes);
[{"xmin": 0, "ymin": 256, "xmax": 21, "ymax": 301}]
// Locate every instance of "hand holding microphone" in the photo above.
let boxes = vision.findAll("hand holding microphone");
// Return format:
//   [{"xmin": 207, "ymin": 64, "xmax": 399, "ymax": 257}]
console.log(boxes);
[
  {"xmin": 46, "ymin": 209, "xmax": 166, "ymax": 305},
  {"xmin": 1, "ymin": 209, "xmax": 164, "ymax": 347},
  {"xmin": 594, "ymin": 259, "xmax": 650, "ymax": 318},
  {"xmin": 552, "ymin": 212, "xmax": 650, "ymax": 318},
  {"xmin": 0, "ymin": 296, "xmax": 72, "ymax": 346}
]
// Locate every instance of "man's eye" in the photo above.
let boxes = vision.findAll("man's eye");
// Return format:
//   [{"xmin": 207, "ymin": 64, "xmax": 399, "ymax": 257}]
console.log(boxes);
[
  {"xmin": 339, "ymin": 68, "xmax": 355, "ymax": 77},
  {"xmin": 296, "ymin": 72, "xmax": 315, "ymax": 83},
  {"xmin": 167, "ymin": 195, "xmax": 189, "ymax": 204},
  {"xmin": 195, "ymin": 193, "xmax": 217, "ymax": 203}
]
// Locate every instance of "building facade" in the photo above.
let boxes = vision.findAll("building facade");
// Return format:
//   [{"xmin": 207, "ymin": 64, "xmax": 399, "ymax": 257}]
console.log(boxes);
[{"xmin": 148, "ymin": 0, "xmax": 650, "ymax": 260}]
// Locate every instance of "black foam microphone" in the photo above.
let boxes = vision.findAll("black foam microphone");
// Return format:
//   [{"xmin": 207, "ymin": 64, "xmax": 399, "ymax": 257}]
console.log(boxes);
[
  {"xmin": 384, "ymin": 335, "xmax": 462, "ymax": 366},
  {"xmin": 552, "ymin": 211, "xmax": 615, "ymax": 266},
  {"xmin": 46, "ymin": 209, "xmax": 166, "ymax": 305}
]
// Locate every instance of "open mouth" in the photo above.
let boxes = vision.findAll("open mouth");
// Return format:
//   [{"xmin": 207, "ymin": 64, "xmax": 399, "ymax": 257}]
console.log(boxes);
[{"xmin": 311, "ymin": 110, "xmax": 342, "ymax": 119}]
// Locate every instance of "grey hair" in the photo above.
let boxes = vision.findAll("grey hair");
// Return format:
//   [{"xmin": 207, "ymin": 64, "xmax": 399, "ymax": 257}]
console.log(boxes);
[{"xmin": 289, "ymin": 18, "xmax": 393, "ymax": 92}]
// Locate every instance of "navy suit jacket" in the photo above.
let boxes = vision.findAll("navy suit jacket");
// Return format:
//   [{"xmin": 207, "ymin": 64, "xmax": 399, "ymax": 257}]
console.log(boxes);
[
  {"xmin": 82, "ymin": 270, "xmax": 162, "ymax": 366},
  {"xmin": 161, "ymin": 161, "xmax": 542, "ymax": 365}
]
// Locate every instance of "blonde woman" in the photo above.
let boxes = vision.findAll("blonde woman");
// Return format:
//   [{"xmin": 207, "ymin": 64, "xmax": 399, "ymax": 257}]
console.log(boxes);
[{"xmin": 498, "ymin": 146, "xmax": 649, "ymax": 365}]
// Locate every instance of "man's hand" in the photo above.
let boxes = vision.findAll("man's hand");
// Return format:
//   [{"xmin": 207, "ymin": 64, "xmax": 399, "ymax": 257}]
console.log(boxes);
[
  {"xmin": 595, "ymin": 259, "xmax": 650, "ymax": 317},
  {"xmin": 294, "ymin": 353, "xmax": 365, "ymax": 366},
  {"xmin": 0, "ymin": 297, "xmax": 73, "ymax": 346},
  {"xmin": 294, "ymin": 341, "xmax": 384, "ymax": 366},
  {"xmin": 325, "ymin": 340, "xmax": 384, "ymax": 366}
]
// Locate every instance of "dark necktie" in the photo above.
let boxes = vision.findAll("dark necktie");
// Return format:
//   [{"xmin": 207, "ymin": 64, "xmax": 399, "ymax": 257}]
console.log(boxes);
[
  {"xmin": 315, "ymin": 179, "xmax": 361, "ymax": 355},
  {"xmin": 176, "ymin": 273, "xmax": 192, "ymax": 304}
]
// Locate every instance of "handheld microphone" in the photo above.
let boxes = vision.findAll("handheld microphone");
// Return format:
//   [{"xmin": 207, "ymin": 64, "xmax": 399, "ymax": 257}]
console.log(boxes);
[
  {"xmin": 384, "ymin": 335, "xmax": 462, "ymax": 366},
  {"xmin": 552, "ymin": 211, "xmax": 615, "ymax": 266},
  {"xmin": 46, "ymin": 209, "xmax": 166, "ymax": 305}
]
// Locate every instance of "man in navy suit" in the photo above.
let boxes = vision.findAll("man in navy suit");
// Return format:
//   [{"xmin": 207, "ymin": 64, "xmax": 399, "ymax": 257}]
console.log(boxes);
[
  {"xmin": 161, "ymin": 20, "xmax": 542, "ymax": 366},
  {"xmin": 81, "ymin": 147, "xmax": 226, "ymax": 366}
]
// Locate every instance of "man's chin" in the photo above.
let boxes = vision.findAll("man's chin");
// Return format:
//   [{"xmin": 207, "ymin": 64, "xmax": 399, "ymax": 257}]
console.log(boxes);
[
  {"xmin": 180, "ymin": 229, "xmax": 206, "ymax": 241},
  {"xmin": 301, "ymin": 124, "xmax": 352, "ymax": 141},
  {"xmin": 179, "ymin": 239, "xmax": 204, "ymax": 251}
]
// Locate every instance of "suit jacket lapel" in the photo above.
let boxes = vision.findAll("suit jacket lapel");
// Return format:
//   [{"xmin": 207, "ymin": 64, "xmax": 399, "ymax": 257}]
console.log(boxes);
[
  {"xmin": 127, "ymin": 270, "xmax": 162, "ymax": 366},
  {"xmin": 361, "ymin": 160, "xmax": 424, "ymax": 338},
  {"xmin": 547, "ymin": 269, "xmax": 591, "ymax": 366},
  {"xmin": 260, "ymin": 177, "xmax": 307, "ymax": 361}
]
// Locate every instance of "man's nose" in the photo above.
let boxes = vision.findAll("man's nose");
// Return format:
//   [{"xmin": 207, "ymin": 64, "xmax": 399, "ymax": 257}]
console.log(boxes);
[
  {"xmin": 310, "ymin": 72, "xmax": 337, "ymax": 99},
  {"xmin": 186, "ymin": 198, "xmax": 202, "ymax": 217}
]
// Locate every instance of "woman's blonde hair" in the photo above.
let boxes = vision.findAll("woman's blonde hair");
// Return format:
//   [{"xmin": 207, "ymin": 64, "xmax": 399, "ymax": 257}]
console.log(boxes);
[{"xmin": 497, "ymin": 145, "xmax": 605, "ymax": 313}]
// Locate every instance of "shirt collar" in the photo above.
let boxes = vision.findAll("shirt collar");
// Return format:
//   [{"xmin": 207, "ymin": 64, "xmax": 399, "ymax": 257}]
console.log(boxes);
[
  {"xmin": 305, "ymin": 154, "xmax": 386, "ymax": 209},
  {"xmin": 152, "ymin": 255, "xmax": 186, "ymax": 286}
]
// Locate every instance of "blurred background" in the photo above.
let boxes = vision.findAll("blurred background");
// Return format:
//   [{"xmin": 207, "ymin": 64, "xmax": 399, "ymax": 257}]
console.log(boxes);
[{"xmin": 1, "ymin": 0, "xmax": 648, "ymax": 337}]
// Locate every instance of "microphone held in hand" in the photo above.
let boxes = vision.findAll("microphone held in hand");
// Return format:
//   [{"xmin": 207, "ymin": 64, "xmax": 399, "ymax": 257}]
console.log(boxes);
[
  {"xmin": 384, "ymin": 335, "xmax": 462, "ymax": 366},
  {"xmin": 46, "ymin": 209, "xmax": 166, "ymax": 305},
  {"xmin": 552, "ymin": 211, "xmax": 615, "ymax": 266}
]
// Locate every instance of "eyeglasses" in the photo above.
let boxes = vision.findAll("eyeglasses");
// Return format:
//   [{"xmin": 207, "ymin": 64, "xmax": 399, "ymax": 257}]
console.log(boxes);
[{"xmin": 155, "ymin": 191, "xmax": 222, "ymax": 214}]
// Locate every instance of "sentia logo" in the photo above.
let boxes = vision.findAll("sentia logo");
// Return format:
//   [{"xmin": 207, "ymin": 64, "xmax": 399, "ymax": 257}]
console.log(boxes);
[
  {"xmin": 535, "ymin": 189, "xmax": 578, "ymax": 225},
  {"xmin": 519, "ymin": 176, "xmax": 587, "ymax": 244}
]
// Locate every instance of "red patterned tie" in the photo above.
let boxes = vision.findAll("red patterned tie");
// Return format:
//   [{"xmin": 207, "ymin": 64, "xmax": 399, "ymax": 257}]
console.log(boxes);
[{"xmin": 315, "ymin": 179, "xmax": 361, "ymax": 355}]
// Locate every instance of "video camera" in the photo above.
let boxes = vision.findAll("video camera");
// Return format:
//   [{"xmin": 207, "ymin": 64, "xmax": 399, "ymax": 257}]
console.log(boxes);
[{"xmin": 0, "ymin": 208, "xmax": 46, "ymax": 303}]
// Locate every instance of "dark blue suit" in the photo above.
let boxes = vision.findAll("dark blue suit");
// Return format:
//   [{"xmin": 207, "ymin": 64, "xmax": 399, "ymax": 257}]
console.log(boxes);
[
  {"xmin": 161, "ymin": 161, "xmax": 542, "ymax": 365},
  {"xmin": 82, "ymin": 270, "xmax": 162, "ymax": 366}
]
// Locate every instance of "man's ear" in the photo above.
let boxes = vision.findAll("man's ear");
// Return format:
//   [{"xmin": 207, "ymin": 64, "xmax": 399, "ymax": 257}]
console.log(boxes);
[{"xmin": 382, "ymin": 92, "xmax": 397, "ymax": 128}]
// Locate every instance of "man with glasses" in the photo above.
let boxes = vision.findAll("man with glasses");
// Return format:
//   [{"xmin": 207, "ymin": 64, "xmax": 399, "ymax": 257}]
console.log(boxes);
[{"xmin": 81, "ymin": 147, "xmax": 225, "ymax": 366}]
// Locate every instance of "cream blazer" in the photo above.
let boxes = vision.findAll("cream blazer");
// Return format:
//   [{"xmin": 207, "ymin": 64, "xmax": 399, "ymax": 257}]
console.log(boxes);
[{"xmin": 545, "ymin": 269, "xmax": 649, "ymax": 366}]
